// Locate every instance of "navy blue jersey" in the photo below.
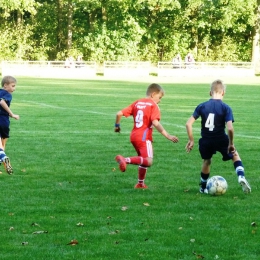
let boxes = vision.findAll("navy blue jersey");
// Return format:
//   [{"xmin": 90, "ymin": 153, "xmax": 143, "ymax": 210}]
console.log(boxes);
[
  {"xmin": 193, "ymin": 99, "xmax": 234, "ymax": 138},
  {"xmin": 0, "ymin": 89, "xmax": 12, "ymax": 126}
]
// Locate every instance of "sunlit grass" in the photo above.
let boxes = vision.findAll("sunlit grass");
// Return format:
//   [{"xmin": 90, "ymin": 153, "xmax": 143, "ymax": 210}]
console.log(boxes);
[{"xmin": 0, "ymin": 77, "xmax": 259, "ymax": 259}]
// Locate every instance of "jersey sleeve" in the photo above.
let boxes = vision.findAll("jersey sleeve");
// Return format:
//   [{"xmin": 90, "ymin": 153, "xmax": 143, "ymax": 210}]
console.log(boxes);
[
  {"xmin": 121, "ymin": 102, "xmax": 135, "ymax": 117},
  {"xmin": 225, "ymin": 105, "xmax": 234, "ymax": 123},
  {"xmin": 192, "ymin": 104, "xmax": 201, "ymax": 120},
  {"xmin": 150, "ymin": 104, "xmax": 161, "ymax": 122}
]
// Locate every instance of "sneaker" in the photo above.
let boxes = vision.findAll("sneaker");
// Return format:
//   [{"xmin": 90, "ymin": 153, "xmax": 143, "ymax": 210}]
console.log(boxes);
[
  {"xmin": 238, "ymin": 176, "xmax": 251, "ymax": 193},
  {"xmin": 115, "ymin": 155, "xmax": 126, "ymax": 172},
  {"xmin": 134, "ymin": 183, "xmax": 148, "ymax": 189},
  {"xmin": 3, "ymin": 156, "xmax": 13, "ymax": 175}
]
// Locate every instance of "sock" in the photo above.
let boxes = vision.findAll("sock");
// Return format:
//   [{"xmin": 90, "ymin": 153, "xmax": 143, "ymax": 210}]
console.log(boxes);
[
  {"xmin": 0, "ymin": 149, "xmax": 6, "ymax": 161},
  {"xmin": 200, "ymin": 172, "xmax": 209, "ymax": 189},
  {"xmin": 138, "ymin": 166, "xmax": 147, "ymax": 184},
  {"xmin": 234, "ymin": 161, "xmax": 244, "ymax": 177},
  {"xmin": 125, "ymin": 156, "xmax": 149, "ymax": 167}
]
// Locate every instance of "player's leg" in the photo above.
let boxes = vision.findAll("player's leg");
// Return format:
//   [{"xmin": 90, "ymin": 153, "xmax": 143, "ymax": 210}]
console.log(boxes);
[
  {"xmin": 232, "ymin": 152, "xmax": 251, "ymax": 193},
  {"xmin": 115, "ymin": 141, "xmax": 152, "ymax": 172},
  {"xmin": 0, "ymin": 137, "xmax": 12, "ymax": 174},
  {"xmin": 199, "ymin": 159, "xmax": 211, "ymax": 193},
  {"xmin": 199, "ymin": 138, "xmax": 214, "ymax": 193},
  {"xmin": 220, "ymin": 138, "xmax": 251, "ymax": 193},
  {"xmin": 1, "ymin": 137, "xmax": 8, "ymax": 150},
  {"xmin": 134, "ymin": 140, "xmax": 153, "ymax": 189}
]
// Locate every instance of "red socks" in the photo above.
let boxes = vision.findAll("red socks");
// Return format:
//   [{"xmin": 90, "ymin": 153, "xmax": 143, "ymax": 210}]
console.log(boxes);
[
  {"xmin": 126, "ymin": 156, "xmax": 149, "ymax": 167},
  {"xmin": 138, "ymin": 166, "xmax": 147, "ymax": 183}
]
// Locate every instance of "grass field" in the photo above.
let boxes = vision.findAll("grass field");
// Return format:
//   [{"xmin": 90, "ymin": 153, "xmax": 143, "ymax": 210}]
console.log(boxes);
[{"xmin": 0, "ymin": 76, "xmax": 259, "ymax": 259}]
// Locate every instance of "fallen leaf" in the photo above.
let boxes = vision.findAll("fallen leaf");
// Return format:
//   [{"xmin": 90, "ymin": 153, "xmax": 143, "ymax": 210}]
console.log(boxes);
[
  {"xmin": 76, "ymin": 222, "xmax": 84, "ymax": 226},
  {"xmin": 193, "ymin": 251, "xmax": 205, "ymax": 259},
  {"xmin": 32, "ymin": 230, "xmax": 48, "ymax": 234},
  {"xmin": 109, "ymin": 230, "xmax": 120, "ymax": 235},
  {"xmin": 112, "ymin": 168, "xmax": 116, "ymax": 172},
  {"xmin": 121, "ymin": 206, "xmax": 128, "ymax": 211},
  {"xmin": 67, "ymin": 239, "xmax": 78, "ymax": 245},
  {"xmin": 178, "ymin": 227, "xmax": 183, "ymax": 230},
  {"xmin": 190, "ymin": 239, "xmax": 195, "ymax": 243},
  {"xmin": 143, "ymin": 203, "xmax": 150, "ymax": 206},
  {"xmin": 31, "ymin": 223, "xmax": 40, "ymax": 227},
  {"xmin": 9, "ymin": 227, "xmax": 14, "ymax": 231}
]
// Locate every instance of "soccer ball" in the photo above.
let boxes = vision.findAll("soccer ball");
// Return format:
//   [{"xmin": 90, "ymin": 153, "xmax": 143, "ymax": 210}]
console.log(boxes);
[{"xmin": 206, "ymin": 176, "xmax": 228, "ymax": 196}]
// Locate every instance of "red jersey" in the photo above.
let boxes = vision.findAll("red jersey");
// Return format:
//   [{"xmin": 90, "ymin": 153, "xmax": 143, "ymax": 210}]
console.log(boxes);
[{"xmin": 121, "ymin": 98, "xmax": 161, "ymax": 142}]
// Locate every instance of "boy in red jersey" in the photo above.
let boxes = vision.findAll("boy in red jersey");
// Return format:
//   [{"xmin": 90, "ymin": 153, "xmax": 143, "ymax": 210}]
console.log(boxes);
[{"xmin": 114, "ymin": 83, "xmax": 179, "ymax": 189}]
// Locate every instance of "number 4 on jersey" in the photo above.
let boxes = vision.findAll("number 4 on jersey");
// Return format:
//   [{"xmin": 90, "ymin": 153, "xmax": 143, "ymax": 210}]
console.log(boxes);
[{"xmin": 205, "ymin": 113, "xmax": 215, "ymax": 131}]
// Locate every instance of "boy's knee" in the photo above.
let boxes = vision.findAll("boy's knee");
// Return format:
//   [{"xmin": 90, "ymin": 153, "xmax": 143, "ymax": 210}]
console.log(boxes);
[
  {"xmin": 145, "ymin": 158, "xmax": 153, "ymax": 167},
  {"xmin": 204, "ymin": 159, "xmax": 211, "ymax": 166}
]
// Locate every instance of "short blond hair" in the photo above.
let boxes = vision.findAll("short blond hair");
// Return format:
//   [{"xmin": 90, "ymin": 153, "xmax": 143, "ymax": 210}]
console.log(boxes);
[
  {"xmin": 1, "ymin": 76, "xmax": 17, "ymax": 88},
  {"xmin": 210, "ymin": 79, "xmax": 226, "ymax": 93},
  {"xmin": 146, "ymin": 83, "xmax": 164, "ymax": 96}
]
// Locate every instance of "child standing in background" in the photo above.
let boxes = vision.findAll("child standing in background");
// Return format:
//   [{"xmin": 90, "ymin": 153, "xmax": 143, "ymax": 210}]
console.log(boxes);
[{"xmin": 0, "ymin": 76, "xmax": 20, "ymax": 174}]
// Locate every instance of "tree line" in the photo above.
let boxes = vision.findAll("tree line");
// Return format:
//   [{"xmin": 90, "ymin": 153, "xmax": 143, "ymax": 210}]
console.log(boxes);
[{"xmin": 0, "ymin": 0, "xmax": 259, "ymax": 63}]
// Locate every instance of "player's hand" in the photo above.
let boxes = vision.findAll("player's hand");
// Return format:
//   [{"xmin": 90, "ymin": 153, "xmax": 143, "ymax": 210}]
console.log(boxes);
[
  {"xmin": 169, "ymin": 135, "xmax": 179, "ymax": 143},
  {"xmin": 185, "ymin": 140, "xmax": 194, "ymax": 153},
  {"xmin": 11, "ymin": 114, "xmax": 20, "ymax": 120},
  {"xmin": 228, "ymin": 144, "xmax": 236, "ymax": 155},
  {"xmin": 114, "ymin": 127, "xmax": 121, "ymax": 133}
]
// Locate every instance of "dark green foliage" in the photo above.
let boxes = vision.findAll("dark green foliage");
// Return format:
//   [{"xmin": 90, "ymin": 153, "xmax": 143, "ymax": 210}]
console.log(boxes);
[{"xmin": 0, "ymin": 0, "xmax": 258, "ymax": 62}]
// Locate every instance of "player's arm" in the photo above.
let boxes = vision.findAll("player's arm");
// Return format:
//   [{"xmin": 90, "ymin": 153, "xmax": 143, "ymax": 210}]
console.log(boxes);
[
  {"xmin": 0, "ymin": 99, "xmax": 19, "ymax": 120},
  {"xmin": 152, "ymin": 119, "xmax": 178, "ymax": 143},
  {"xmin": 185, "ymin": 116, "xmax": 196, "ymax": 153},
  {"xmin": 226, "ymin": 120, "xmax": 235, "ymax": 153},
  {"xmin": 114, "ymin": 110, "xmax": 123, "ymax": 133}
]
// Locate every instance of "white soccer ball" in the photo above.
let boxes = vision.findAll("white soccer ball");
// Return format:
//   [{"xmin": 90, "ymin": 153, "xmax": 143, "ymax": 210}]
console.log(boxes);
[{"xmin": 206, "ymin": 176, "xmax": 228, "ymax": 196}]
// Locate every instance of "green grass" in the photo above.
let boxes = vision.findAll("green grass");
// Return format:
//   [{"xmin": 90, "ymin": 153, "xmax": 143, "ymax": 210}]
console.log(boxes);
[{"xmin": 0, "ymin": 77, "xmax": 259, "ymax": 259}]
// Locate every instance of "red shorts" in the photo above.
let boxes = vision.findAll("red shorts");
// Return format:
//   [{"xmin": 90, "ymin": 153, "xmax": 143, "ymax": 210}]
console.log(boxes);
[{"xmin": 131, "ymin": 140, "xmax": 153, "ymax": 158}]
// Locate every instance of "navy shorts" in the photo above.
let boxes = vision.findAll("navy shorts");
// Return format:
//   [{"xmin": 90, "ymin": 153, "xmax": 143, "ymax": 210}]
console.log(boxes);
[
  {"xmin": 0, "ymin": 125, "xmax": 10, "ymax": 139},
  {"xmin": 199, "ymin": 135, "xmax": 233, "ymax": 161}
]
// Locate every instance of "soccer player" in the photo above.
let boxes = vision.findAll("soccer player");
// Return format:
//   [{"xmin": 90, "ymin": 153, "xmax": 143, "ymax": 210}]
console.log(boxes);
[
  {"xmin": 185, "ymin": 79, "xmax": 251, "ymax": 193},
  {"xmin": 0, "ymin": 76, "xmax": 20, "ymax": 174},
  {"xmin": 114, "ymin": 83, "xmax": 179, "ymax": 189}
]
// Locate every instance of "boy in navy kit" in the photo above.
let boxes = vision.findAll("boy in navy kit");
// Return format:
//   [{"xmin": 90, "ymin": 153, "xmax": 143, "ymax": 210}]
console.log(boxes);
[
  {"xmin": 0, "ymin": 76, "xmax": 20, "ymax": 174},
  {"xmin": 185, "ymin": 79, "xmax": 251, "ymax": 193}
]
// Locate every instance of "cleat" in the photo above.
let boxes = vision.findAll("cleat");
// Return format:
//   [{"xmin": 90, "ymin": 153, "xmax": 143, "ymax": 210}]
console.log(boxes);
[
  {"xmin": 199, "ymin": 180, "xmax": 208, "ymax": 194},
  {"xmin": 238, "ymin": 176, "xmax": 251, "ymax": 193},
  {"xmin": 199, "ymin": 187, "xmax": 208, "ymax": 194},
  {"xmin": 115, "ymin": 155, "xmax": 126, "ymax": 172},
  {"xmin": 3, "ymin": 157, "xmax": 13, "ymax": 175},
  {"xmin": 134, "ymin": 183, "xmax": 148, "ymax": 189}
]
